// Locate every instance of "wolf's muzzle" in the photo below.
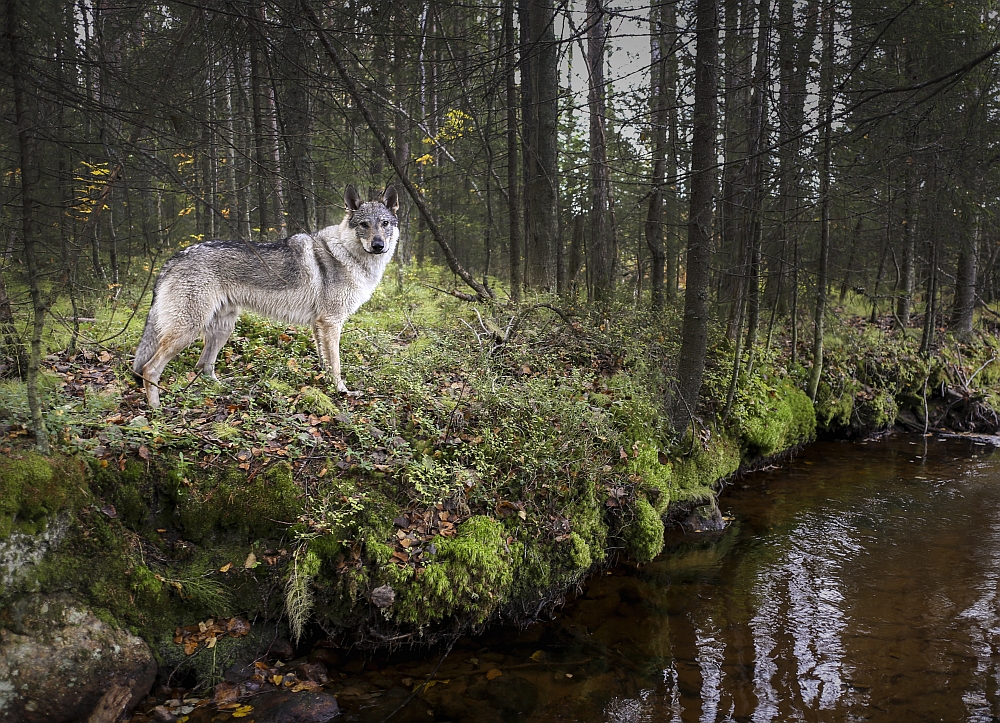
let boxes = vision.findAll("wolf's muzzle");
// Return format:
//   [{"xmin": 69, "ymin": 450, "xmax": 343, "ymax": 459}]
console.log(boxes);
[{"xmin": 370, "ymin": 238, "xmax": 386, "ymax": 254}]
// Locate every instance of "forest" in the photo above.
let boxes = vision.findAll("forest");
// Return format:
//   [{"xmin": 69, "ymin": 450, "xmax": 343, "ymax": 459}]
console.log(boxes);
[
  {"xmin": 2, "ymin": 0, "xmax": 1000, "ymax": 719},
  {"xmin": 2, "ymin": 0, "xmax": 999, "ymax": 442}
]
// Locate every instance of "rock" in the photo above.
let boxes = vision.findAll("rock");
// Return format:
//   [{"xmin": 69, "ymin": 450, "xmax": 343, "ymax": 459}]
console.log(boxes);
[
  {"xmin": 268, "ymin": 636, "xmax": 295, "ymax": 661},
  {"xmin": 308, "ymin": 647, "xmax": 341, "ymax": 667},
  {"xmin": 0, "ymin": 593, "xmax": 157, "ymax": 723},
  {"xmin": 242, "ymin": 690, "xmax": 340, "ymax": 722},
  {"xmin": 485, "ymin": 674, "xmax": 538, "ymax": 716},
  {"xmin": 0, "ymin": 515, "xmax": 70, "ymax": 590},
  {"xmin": 294, "ymin": 661, "xmax": 329, "ymax": 683},
  {"xmin": 370, "ymin": 584, "xmax": 395, "ymax": 608},
  {"xmin": 683, "ymin": 503, "xmax": 726, "ymax": 533},
  {"xmin": 152, "ymin": 705, "xmax": 178, "ymax": 722},
  {"xmin": 223, "ymin": 660, "xmax": 257, "ymax": 683}
]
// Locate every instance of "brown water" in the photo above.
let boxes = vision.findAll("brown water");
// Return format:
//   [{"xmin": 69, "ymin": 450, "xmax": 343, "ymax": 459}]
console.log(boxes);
[{"xmin": 332, "ymin": 435, "xmax": 1000, "ymax": 723}]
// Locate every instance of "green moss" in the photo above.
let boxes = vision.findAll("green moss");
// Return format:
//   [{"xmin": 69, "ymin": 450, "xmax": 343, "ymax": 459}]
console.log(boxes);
[
  {"xmin": 672, "ymin": 432, "xmax": 740, "ymax": 503},
  {"xmin": 626, "ymin": 441, "xmax": 673, "ymax": 514},
  {"xmin": 731, "ymin": 378, "xmax": 816, "ymax": 458},
  {"xmin": 309, "ymin": 534, "xmax": 345, "ymax": 571},
  {"xmin": 784, "ymin": 383, "xmax": 817, "ymax": 445},
  {"xmin": 815, "ymin": 379, "xmax": 858, "ymax": 431},
  {"xmin": 624, "ymin": 497, "xmax": 664, "ymax": 564},
  {"xmin": 0, "ymin": 452, "xmax": 87, "ymax": 540},
  {"xmin": 211, "ymin": 422, "xmax": 241, "ymax": 441},
  {"xmin": 393, "ymin": 515, "xmax": 514, "ymax": 625},
  {"xmin": 297, "ymin": 386, "xmax": 339, "ymax": 417},
  {"xmin": 567, "ymin": 532, "xmax": 592, "ymax": 569},
  {"xmin": 854, "ymin": 389, "xmax": 898, "ymax": 434},
  {"xmin": 174, "ymin": 462, "xmax": 304, "ymax": 542}
]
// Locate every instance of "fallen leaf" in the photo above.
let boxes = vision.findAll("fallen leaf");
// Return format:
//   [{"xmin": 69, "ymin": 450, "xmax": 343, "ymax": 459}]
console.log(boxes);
[
  {"xmin": 219, "ymin": 563, "xmax": 232, "ymax": 573},
  {"xmin": 272, "ymin": 674, "xmax": 284, "ymax": 686},
  {"xmin": 232, "ymin": 704, "xmax": 254, "ymax": 718},
  {"xmin": 244, "ymin": 552, "xmax": 257, "ymax": 568},
  {"xmin": 138, "ymin": 445, "xmax": 150, "ymax": 461},
  {"xmin": 486, "ymin": 669, "xmax": 503, "ymax": 680},
  {"xmin": 530, "ymin": 650, "xmax": 545, "ymax": 662}
]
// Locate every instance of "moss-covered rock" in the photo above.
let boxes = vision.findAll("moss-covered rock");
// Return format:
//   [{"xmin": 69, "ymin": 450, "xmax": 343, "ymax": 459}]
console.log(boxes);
[
  {"xmin": 393, "ymin": 515, "xmax": 514, "ymax": 625},
  {"xmin": 672, "ymin": 432, "xmax": 741, "ymax": 503},
  {"xmin": 0, "ymin": 452, "xmax": 87, "ymax": 540},
  {"xmin": 623, "ymin": 497, "xmax": 664, "ymax": 563}
]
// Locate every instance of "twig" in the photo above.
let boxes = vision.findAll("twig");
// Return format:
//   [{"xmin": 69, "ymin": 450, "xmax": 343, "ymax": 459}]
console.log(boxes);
[
  {"xmin": 380, "ymin": 636, "xmax": 457, "ymax": 723},
  {"xmin": 420, "ymin": 282, "xmax": 477, "ymax": 302}
]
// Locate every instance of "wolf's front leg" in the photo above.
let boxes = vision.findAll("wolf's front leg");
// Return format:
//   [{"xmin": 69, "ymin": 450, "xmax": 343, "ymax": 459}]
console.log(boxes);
[{"xmin": 315, "ymin": 318, "xmax": 355, "ymax": 395}]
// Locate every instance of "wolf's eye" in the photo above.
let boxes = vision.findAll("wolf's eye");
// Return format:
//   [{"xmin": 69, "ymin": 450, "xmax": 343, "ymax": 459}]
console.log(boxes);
[
  {"xmin": 359, "ymin": 222, "xmax": 368, "ymax": 229},
  {"xmin": 381, "ymin": 220, "xmax": 389, "ymax": 228}
]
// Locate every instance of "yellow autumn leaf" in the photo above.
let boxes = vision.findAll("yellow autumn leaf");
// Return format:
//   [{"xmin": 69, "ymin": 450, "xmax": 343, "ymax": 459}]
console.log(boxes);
[
  {"xmin": 232, "ymin": 705, "xmax": 254, "ymax": 718},
  {"xmin": 486, "ymin": 668, "xmax": 502, "ymax": 680}
]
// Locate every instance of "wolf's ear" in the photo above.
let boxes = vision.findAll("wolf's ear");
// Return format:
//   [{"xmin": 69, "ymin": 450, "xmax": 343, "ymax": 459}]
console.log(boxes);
[
  {"xmin": 381, "ymin": 185, "xmax": 399, "ymax": 214},
  {"xmin": 345, "ymin": 185, "xmax": 362, "ymax": 212}
]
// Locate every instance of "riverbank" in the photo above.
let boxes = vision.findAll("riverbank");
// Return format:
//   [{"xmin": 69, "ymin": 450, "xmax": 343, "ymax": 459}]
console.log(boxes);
[{"xmin": 1, "ymin": 287, "xmax": 997, "ymax": 718}]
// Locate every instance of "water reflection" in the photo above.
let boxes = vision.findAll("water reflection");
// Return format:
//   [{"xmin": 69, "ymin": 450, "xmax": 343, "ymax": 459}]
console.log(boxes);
[{"xmin": 595, "ymin": 437, "xmax": 1000, "ymax": 723}]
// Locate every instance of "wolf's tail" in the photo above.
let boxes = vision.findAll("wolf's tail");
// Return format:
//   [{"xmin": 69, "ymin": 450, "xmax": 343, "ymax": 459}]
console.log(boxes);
[{"xmin": 132, "ymin": 305, "xmax": 159, "ymax": 381}]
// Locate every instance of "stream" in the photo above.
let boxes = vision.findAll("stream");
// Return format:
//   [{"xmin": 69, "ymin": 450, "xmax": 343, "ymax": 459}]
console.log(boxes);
[{"xmin": 329, "ymin": 435, "xmax": 1000, "ymax": 722}]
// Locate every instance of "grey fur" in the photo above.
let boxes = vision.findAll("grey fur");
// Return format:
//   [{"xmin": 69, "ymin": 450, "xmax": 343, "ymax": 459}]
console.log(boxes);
[{"xmin": 133, "ymin": 185, "xmax": 399, "ymax": 408}]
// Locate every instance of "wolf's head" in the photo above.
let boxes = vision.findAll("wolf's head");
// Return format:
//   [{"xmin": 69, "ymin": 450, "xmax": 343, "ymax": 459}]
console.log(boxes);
[{"xmin": 345, "ymin": 185, "xmax": 399, "ymax": 255}]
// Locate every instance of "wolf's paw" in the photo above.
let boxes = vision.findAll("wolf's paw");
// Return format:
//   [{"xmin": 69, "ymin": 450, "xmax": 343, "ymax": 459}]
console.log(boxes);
[{"xmin": 336, "ymin": 379, "xmax": 362, "ymax": 397}]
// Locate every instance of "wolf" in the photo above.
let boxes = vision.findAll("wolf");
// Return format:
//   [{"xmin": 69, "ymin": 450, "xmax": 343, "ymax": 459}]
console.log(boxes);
[{"xmin": 133, "ymin": 185, "xmax": 399, "ymax": 408}]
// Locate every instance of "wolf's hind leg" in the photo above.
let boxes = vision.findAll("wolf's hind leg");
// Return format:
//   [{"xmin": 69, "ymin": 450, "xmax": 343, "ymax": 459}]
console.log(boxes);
[
  {"xmin": 141, "ymin": 329, "xmax": 200, "ymax": 408},
  {"xmin": 197, "ymin": 306, "xmax": 238, "ymax": 381}
]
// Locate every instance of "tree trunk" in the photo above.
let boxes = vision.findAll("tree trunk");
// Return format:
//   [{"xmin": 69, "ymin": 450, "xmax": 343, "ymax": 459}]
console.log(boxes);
[
  {"xmin": 771, "ymin": 0, "xmax": 819, "ymax": 314},
  {"xmin": 719, "ymin": 0, "xmax": 753, "ymax": 331},
  {"xmin": 7, "ymin": 0, "xmax": 49, "ymax": 451},
  {"xmin": 280, "ymin": 0, "xmax": 313, "ymax": 233},
  {"xmin": 645, "ymin": 1, "xmax": 668, "ymax": 310},
  {"xmin": 807, "ymin": 3, "xmax": 834, "ymax": 402},
  {"xmin": 505, "ymin": 0, "xmax": 522, "ymax": 302},
  {"xmin": 896, "ymin": 179, "xmax": 917, "ymax": 327},
  {"xmin": 588, "ymin": 0, "xmax": 614, "ymax": 302},
  {"xmin": 249, "ymin": 0, "xmax": 270, "ymax": 240},
  {"xmin": 739, "ymin": 0, "xmax": 771, "ymax": 375},
  {"xmin": 950, "ymin": 209, "xmax": 979, "ymax": 335},
  {"xmin": 664, "ymin": 0, "xmax": 680, "ymax": 301},
  {"xmin": 520, "ymin": 0, "xmax": 558, "ymax": 291},
  {"xmin": 672, "ymin": 0, "xmax": 719, "ymax": 430}
]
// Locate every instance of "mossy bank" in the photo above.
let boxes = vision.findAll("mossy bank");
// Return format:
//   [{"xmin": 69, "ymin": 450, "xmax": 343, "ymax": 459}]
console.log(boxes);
[{"xmin": 1, "ymin": 288, "xmax": 995, "ymax": 686}]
